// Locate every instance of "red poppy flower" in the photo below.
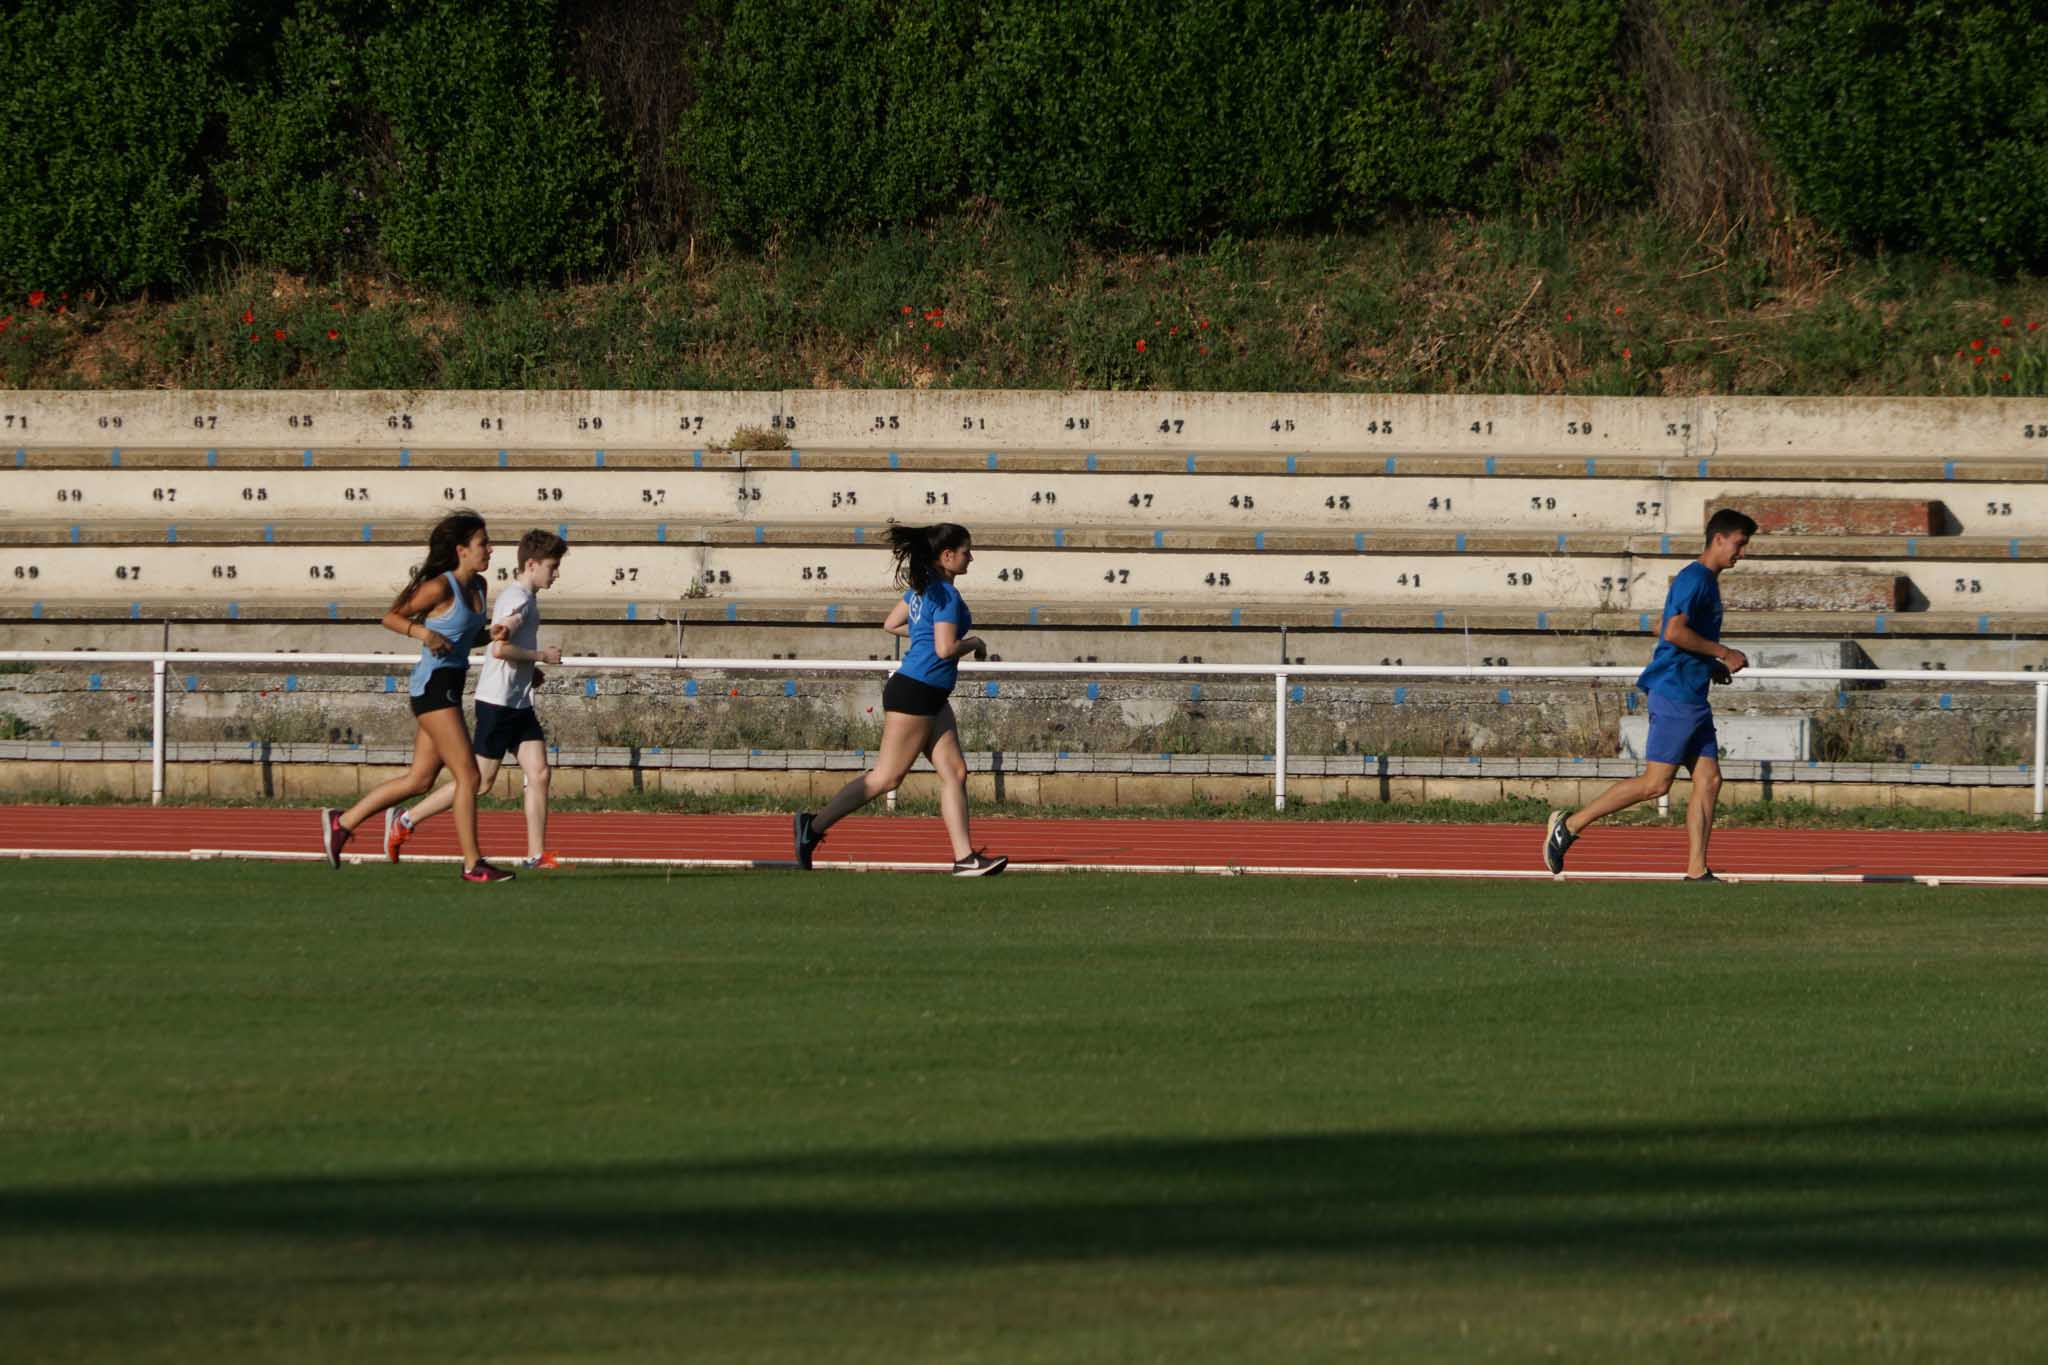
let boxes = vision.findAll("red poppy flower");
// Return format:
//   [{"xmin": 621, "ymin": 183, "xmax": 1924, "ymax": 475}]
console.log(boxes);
[
  {"xmin": 55, "ymin": 304, "xmax": 65, "ymax": 314},
  {"xmin": 1622, "ymin": 348, "xmax": 1632, "ymax": 359},
  {"xmin": 931, "ymin": 318, "xmax": 943, "ymax": 329},
  {"xmin": 2032, "ymin": 322, "xmax": 2042, "ymax": 332},
  {"xmin": 1198, "ymin": 319, "xmax": 1210, "ymax": 329},
  {"xmin": 1170, "ymin": 326, "xmax": 1179, "ymax": 335},
  {"xmin": 1990, "ymin": 347, "xmax": 2002, "ymax": 357},
  {"xmin": 1613, "ymin": 305, "xmax": 1624, "ymax": 315},
  {"xmin": 1199, "ymin": 346, "xmax": 1208, "ymax": 355},
  {"xmin": 1974, "ymin": 356, "xmax": 1985, "ymax": 366},
  {"xmin": 327, "ymin": 329, "xmax": 339, "ymax": 341},
  {"xmin": 27, "ymin": 290, "xmax": 44, "ymax": 307},
  {"xmin": 2001, "ymin": 316, "xmax": 2013, "ymax": 328},
  {"xmin": 273, "ymin": 328, "xmax": 286, "ymax": 341},
  {"xmin": 900, "ymin": 305, "xmax": 911, "ymax": 314},
  {"xmin": 1564, "ymin": 313, "xmax": 1573, "ymax": 322},
  {"xmin": 729, "ymin": 688, "xmax": 738, "ymax": 697},
  {"xmin": 241, "ymin": 308, "xmax": 254, "ymax": 324},
  {"xmin": 2001, "ymin": 372, "xmax": 2012, "ymax": 382},
  {"xmin": 1971, "ymin": 339, "xmax": 1985, "ymax": 350},
  {"xmin": 1136, "ymin": 339, "xmax": 1147, "ymax": 353},
  {"xmin": 249, "ymin": 331, "xmax": 259, "ymax": 342}
]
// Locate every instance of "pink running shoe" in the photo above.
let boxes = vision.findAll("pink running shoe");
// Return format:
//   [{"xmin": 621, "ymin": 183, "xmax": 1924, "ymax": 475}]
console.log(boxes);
[
  {"xmin": 320, "ymin": 809, "xmax": 353, "ymax": 869},
  {"xmin": 460, "ymin": 860, "xmax": 517, "ymax": 884}
]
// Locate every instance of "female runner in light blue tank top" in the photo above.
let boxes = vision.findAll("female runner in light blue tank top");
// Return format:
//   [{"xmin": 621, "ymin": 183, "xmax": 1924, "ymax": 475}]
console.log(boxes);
[{"xmin": 320, "ymin": 511, "xmax": 520, "ymax": 883}]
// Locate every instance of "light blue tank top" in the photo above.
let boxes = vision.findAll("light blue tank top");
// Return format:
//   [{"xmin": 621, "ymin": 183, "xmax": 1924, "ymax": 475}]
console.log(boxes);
[{"xmin": 407, "ymin": 571, "xmax": 485, "ymax": 696}]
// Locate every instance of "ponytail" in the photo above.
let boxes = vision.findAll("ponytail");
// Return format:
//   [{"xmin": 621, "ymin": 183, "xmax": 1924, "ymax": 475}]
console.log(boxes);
[
  {"xmin": 887, "ymin": 522, "xmax": 970, "ymax": 592},
  {"xmin": 392, "ymin": 510, "xmax": 487, "ymax": 615}
]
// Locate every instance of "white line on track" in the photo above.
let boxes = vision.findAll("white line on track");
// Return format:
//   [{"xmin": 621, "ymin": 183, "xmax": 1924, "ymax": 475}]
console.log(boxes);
[{"xmin": 3, "ymin": 846, "xmax": 2042, "ymax": 887}]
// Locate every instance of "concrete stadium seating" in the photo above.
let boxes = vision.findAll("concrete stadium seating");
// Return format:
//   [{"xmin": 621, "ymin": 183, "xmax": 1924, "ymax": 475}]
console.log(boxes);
[{"xmin": 4, "ymin": 391, "xmax": 2046, "ymax": 678}]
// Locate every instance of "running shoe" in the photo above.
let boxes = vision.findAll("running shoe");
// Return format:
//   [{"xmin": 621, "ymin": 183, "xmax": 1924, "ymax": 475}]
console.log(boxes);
[
  {"xmin": 460, "ymin": 861, "xmax": 517, "ymax": 884},
  {"xmin": 1542, "ymin": 810, "xmax": 1578, "ymax": 875},
  {"xmin": 520, "ymin": 852, "xmax": 563, "ymax": 870},
  {"xmin": 952, "ymin": 850, "xmax": 1008, "ymax": 877},
  {"xmin": 383, "ymin": 808, "xmax": 414, "ymax": 863},
  {"xmin": 320, "ymin": 808, "xmax": 352, "ymax": 869},
  {"xmin": 793, "ymin": 812, "xmax": 823, "ymax": 870},
  {"xmin": 1685, "ymin": 870, "xmax": 1726, "ymax": 884}
]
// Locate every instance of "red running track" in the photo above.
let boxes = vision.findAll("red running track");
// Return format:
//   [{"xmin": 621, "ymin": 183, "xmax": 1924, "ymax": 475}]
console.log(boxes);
[{"xmin": 4, "ymin": 804, "xmax": 2046, "ymax": 884}]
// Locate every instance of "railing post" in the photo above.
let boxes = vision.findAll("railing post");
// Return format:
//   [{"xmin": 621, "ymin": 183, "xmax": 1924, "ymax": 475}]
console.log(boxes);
[
  {"xmin": 1274, "ymin": 671, "xmax": 1289, "ymax": 811},
  {"xmin": 2034, "ymin": 682, "xmax": 2046, "ymax": 823},
  {"xmin": 151, "ymin": 657, "xmax": 166, "ymax": 808}
]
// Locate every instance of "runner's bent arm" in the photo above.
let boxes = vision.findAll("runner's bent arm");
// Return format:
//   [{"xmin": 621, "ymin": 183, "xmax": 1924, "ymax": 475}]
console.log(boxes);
[
  {"xmin": 932, "ymin": 621, "xmax": 987, "ymax": 661},
  {"xmin": 383, "ymin": 578, "xmax": 455, "ymax": 654},
  {"xmin": 1663, "ymin": 611, "xmax": 1747, "ymax": 673}
]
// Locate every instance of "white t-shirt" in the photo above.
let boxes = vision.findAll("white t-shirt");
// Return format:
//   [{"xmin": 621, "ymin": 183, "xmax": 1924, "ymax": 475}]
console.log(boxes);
[{"xmin": 475, "ymin": 581, "xmax": 540, "ymax": 709}]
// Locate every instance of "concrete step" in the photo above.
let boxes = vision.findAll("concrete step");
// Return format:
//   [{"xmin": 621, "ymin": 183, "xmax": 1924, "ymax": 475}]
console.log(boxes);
[
  {"xmin": 0, "ymin": 543, "xmax": 1939, "ymax": 611},
  {"xmin": 4, "ymin": 579, "xmax": 2041, "ymax": 643},
  {"xmin": 8, "ymin": 518, "xmax": 2047, "ymax": 568},
  {"xmin": 12, "ymin": 469, "xmax": 2048, "ymax": 535},
  {"xmin": 7, "ymin": 389, "xmax": 2048, "ymax": 462},
  {"xmin": 18, "ymin": 445, "xmax": 2048, "ymax": 482}
]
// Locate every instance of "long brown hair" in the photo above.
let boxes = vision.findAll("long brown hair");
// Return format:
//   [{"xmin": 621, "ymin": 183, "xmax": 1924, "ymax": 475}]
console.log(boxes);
[
  {"xmin": 887, "ymin": 522, "xmax": 970, "ymax": 592},
  {"xmin": 391, "ymin": 511, "xmax": 487, "ymax": 615}
]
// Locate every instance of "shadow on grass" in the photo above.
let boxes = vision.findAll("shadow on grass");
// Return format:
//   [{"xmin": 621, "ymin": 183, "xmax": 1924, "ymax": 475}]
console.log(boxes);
[{"xmin": 5, "ymin": 1113, "xmax": 2046, "ymax": 1286}]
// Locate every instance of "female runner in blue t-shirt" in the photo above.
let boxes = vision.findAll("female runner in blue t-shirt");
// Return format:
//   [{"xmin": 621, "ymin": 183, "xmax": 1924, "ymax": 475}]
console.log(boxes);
[
  {"xmin": 318, "ymin": 511, "xmax": 519, "ymax": 883},
  {"xmin": 795, "ymin": 523, "xmax": 1007, "ymax": 876}
]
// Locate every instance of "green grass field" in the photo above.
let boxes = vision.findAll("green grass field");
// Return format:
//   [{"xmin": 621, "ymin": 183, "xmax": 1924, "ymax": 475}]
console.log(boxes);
[{"xmin": 5, "ymin": 862, "xmax": 2047, "ymax": 1363}]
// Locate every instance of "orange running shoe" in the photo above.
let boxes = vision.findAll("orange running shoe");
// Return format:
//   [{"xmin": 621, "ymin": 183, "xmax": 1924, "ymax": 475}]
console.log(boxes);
[
  {"xmin": 521, "ymin": 851, "xmax": 563, "ymax": 870},
  {"xmin": 383, "ymin": 808, "xmax": 415, "ymax": 863}
]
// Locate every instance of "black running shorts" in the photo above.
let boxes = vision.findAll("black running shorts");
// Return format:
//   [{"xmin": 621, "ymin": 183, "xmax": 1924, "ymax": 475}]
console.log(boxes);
[
  {"xmin": 409, "ymin": 668, "xmax": 466, "ymax": 717},
  {"xmin": 881, "ymin": 671, "xmax": 950, "ymax": 717}
]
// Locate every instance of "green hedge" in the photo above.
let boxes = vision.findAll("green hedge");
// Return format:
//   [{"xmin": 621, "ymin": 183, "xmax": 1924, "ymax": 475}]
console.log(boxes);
[
  {"xmin": 2, "ymin": 0, "xmax": 627, "ymax": 294},
  {"xmin": 4, "ymin": 0, "xmax": 2046, "ymax": 295},
  {"xmin": 679, "ymin": 0, "xmax": 1648, "ymax": 245},
  {"xmin": 365, "ymin": 0, "xmax": 627, "ymax": 289},
  {"xmin": 970, "ymin": 0, "xmax": 1390, "ymax": 239},
  {"xmin": 0, "ymin": 0, "xmax": 232, "ymax": 294},
  {"xmin": 676, "ymin": 0, "xmax": 980, "ymax": 241},
  {"xmin": 1737, "ymin": 0, "xmax": 2048, "ymax": 273},
  {"xmin": 216, "ymin": 2, "xmax": 366, "ymax": 276}
]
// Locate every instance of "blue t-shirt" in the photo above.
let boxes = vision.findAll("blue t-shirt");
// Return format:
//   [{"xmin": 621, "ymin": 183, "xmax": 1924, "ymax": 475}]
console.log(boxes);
[
  {"xmin": 896, "ymin": 580, "xmax": 970, "ymax": 690},
  {"xmin": 1636, "ymin": 561, "xmax": 1724, "ymax": 704}
]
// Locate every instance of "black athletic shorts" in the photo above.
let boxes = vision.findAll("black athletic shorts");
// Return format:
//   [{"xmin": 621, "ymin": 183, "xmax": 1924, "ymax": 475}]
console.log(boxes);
[
  {"xmin": 409, "ymin": 668, "xmax": 466, "ymax": 717},
  {"xmin": 882, "ymin": 671, "xmax": 951, "ymax": 717},
  {"xmin": 473, "ymin": 700, "xmax": 547, "ymax": 761}
]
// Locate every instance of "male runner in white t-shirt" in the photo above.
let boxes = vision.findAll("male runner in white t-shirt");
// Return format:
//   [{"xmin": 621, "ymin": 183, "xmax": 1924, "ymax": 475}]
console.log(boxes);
[{"xmin": 386, "ymin": 530, "xmax": 568, "ymax": 868}]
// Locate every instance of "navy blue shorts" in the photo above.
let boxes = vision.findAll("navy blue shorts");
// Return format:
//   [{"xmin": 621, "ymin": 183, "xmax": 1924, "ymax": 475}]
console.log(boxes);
[
  {"xmin": 1644, "ymin": 693, "xmax": 1718, "ymax": 766},
  {"xmin": 473, "ymin": 701, "xmax": 547, "ymax": 761}
]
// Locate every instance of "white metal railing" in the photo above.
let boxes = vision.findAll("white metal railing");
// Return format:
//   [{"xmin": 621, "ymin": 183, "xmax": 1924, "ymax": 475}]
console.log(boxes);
[{"xmin": 1, "ymin": 650, "xmax": 2044, "ymax": 819}]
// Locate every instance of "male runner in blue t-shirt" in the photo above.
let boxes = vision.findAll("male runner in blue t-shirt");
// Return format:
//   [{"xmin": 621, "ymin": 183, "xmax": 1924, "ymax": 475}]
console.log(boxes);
[{"xmin": 1544, "ymin": 508, "xmax": 1757, "ymax": 882}]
